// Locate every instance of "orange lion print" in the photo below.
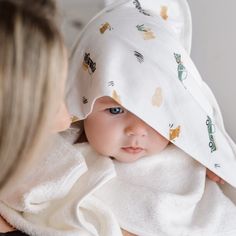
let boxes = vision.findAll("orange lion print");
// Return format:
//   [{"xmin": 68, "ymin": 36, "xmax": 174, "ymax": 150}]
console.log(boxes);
[{"xmin": 169, "ymin": 124, "xmax": 181, "ymax": 141}]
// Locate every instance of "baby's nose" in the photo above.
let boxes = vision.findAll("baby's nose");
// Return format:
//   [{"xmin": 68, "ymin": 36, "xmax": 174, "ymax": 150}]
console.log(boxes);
[{"xmin": 125, "ymin": 116, "xmax": 148, "ymax": 137}]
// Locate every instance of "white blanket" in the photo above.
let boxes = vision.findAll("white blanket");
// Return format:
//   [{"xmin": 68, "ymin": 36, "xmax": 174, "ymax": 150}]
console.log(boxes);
[
  {"xmin": 0, "ymin": 131, "xmax": 87, "ymax": 213},
  {"xmin": 0, "ymin": 139, "xmax": 120, "ymax": 236},
  {"xmin": 94, "ymin": 143, "xmax": 236, "ymax": 236},
  {"xmin": 1, "ymin": 140, "xmax": 236, "ymax": 236}
]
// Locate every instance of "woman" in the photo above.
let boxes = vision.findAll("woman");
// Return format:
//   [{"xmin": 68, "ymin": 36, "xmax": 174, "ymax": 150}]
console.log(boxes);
[{"xmin": 0, "ymin": 0, "xmax": 70, "ymax": 234}]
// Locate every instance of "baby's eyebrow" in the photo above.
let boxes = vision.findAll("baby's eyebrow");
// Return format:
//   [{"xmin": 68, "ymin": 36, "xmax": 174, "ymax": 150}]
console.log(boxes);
[
  {"xmin": 98, "ymin": 101, "xmax": 121, "ymax": 107},
  {"xmin": 96, "ymin": 97, "xmax": 120, "ymax": 107}
]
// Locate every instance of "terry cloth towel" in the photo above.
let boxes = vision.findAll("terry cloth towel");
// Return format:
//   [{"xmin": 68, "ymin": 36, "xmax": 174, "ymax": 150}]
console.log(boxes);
[
  {"xmin": 0, "ymin": 131, "xmax": 87, "ymax": 213},
  {"xmin": 0, "ymin": 142, "xmax": 120, "ymax": 236},
  {"xmin": 94, "ymin": 143, "xmax": 236, "ymax": 236},
  {"xmin": 0, "ymin": 132, "xmax": 93, "ymax": 236},
  {"xmin": 0, "ymin": 140, "xmax": 236, "ymax": 236},
  {"xmin": 3, "ymin": 142, "xmax": 236, "ymax": 236},
  {"xmin": 67, "ymin": 0, "xmax": 236, "ymax": 187}
]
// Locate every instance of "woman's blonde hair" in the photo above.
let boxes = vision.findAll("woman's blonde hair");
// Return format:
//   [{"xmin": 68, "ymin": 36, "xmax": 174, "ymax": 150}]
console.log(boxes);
[{"xmin": 0, "ymin": 0, "xmax": 66, "ymax": 188}]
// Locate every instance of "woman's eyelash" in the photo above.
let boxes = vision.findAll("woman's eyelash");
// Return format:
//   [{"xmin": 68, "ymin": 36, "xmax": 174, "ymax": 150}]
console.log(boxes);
[{"xmin": 106, "ymin": 107, "xmax": 124, "ymax": 114}]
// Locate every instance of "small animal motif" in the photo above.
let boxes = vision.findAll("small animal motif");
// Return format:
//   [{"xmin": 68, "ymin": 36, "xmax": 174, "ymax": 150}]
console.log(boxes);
[
  {"xmin": 136, "ymin": 24, "xmax": 155, "ymax": 40},
  {"xmin": 152, "ymin": 87, "xmax": 163, "ymax": 107},
  {"xmin": 206, "ymin": 116, "xmax": 217, "ymax": 152},
  {"xmin": 174, "ymin": 53, "xmax": 188, "ymax": 83},
  {"xmin": 83, "ymin": 53, "xmax": 96, "ymax": 75},
  {"xmin": 133, "ymin": 0, "xmax": 150, "ymax": 16},
  {"xmin": 160, "ymin": 6, "xmax": 168, "ymax": 20},
  {"xmin": 169, "ymin": 124, "xmax": 181, "ymax": 141},
  {"xmin": 214, "ymin": 163, "xmax": 221, "ymax": 168},
  {"xmin": 134, "ymin": 51, "xmax": 144, "ymax": 63},
  {"xmin": 108, "ymin": 81, "xmax": 115, "ymax": 87},
  {"xmin": 112, "ymin": 90, "xmax": 122, "ymax": 105},
  {"xmin": 82, "ymin": 96, "xmax": 88, "ymax": 104},
  {"xmin": 100, "ymin": 22, "xmax": 112, "ymax": 34}
]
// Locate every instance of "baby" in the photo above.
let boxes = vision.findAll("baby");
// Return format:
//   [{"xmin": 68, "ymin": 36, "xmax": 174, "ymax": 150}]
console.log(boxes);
[
  {"xmin": 83, "ymin": 96, "xmax": 223, "ymax": 182},
  {"xmin": 77, "ymin": 96, "xmax": 230, "ymax": 235}
]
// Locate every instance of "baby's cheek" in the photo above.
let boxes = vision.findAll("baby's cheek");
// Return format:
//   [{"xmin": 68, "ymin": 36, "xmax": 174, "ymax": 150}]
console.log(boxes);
[{"xmin": 152, "ymin": 138, "xmax": 169, "ymax": 154}]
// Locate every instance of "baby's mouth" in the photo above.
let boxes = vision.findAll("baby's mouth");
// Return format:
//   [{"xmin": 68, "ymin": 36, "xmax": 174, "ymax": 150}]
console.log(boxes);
[{"xmin": 121, "ymin": 146, "xmax": 144, "ymax": 154}]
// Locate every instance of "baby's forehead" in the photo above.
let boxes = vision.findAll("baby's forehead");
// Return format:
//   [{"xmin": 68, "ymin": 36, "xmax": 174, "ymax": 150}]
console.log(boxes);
[{"xmin": 94, "ymin": 96, "xmax": 120, "ymax": 106}]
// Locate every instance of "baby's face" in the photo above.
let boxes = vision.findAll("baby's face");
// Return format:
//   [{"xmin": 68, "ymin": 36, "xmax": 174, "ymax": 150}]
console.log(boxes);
[{"xmin": 84, "ymin": 96, "xmax": 169, "ymax": 163}]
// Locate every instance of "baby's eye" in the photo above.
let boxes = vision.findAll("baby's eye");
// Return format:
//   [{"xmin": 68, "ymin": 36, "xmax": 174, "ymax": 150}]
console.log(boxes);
[{"xmin": 107, "ymin": 107, "xmax": 124, "ymax": 114}]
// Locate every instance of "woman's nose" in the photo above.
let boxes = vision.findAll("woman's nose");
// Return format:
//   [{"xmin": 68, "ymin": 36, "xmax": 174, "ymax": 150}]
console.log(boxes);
[
  {"xmin": 124, "ymin": 115, "xmax": 148, "ymax": 137},
  {"xmin": 52, "ymin": 102, "xmax": 71, "ymax": 132}
]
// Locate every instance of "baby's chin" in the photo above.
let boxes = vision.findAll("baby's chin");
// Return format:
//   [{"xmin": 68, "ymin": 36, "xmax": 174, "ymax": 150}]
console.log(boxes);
[{"xmin": 109, "ymin": 154, "xmax": 145, "ymax": 163}]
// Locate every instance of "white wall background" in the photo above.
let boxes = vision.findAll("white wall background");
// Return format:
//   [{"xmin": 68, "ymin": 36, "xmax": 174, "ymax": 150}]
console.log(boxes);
[
  {"xmin": 57, "ymin": 0, "xmax": 105, "ymax": 50},
  {"xmin": 58, "ymin": 0, "xmax": 236, "ymax": 141},
  {"xmin": 188, "ymin": 0, "xmax": 236, "ymax": 141}
]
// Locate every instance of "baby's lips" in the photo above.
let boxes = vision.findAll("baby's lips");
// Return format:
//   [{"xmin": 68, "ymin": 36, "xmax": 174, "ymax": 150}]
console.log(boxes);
[{"xmin": 122, "ymin": 147, "xmax": 144, "ymax": 154}]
